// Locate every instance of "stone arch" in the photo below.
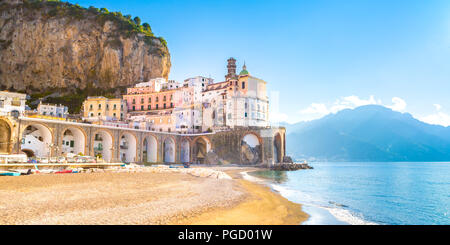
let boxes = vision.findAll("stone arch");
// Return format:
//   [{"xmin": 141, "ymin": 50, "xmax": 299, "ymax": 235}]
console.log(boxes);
[
  {"xmin": 163, "ymin": 136, "xmax": 176, "ymax": 163},
  {"xmin": 0, "ymin": 118, "xmax": 12, "ymax": 154},
  {"xmin": 142, "ymin": 134, "xmax": 158, "ymax": 163},
  {"xmin": 60, "ymin": 126, "xmax": 87, "ymax": 156},
  {"xmin": 92, "ymin": 129, "xmax": 114, "ymax": 162},
  {"xmin": 192, "ymin": 136, "xmax": 212, "ymax": 164},
  {"xmin": 119, "ymin": 132, "xmax": 138, "ymax": 163},
  {"xmin": 20, "ymin": 123, "xmax": 53, "ymax": 158},
  {"xmin": 180, "ymin": 138, "xmax": 191, "ymax": 163},
  {"xmin": 241, "ymin": 132, "xmax": 263, "ymax": 165},
  {"xmin": 274, "ymin": 133, "xmax": 282, "ymax": 163}
]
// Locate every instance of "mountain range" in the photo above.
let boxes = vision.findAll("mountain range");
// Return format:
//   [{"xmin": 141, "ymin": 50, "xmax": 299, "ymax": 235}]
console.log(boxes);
[{"xmin": 283, "ymin": 105, "xmax": 450, "ymax": 162}]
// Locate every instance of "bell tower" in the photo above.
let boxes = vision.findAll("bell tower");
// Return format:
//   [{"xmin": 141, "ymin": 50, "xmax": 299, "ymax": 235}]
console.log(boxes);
[{"xmin": 225, "ymin": 57, "xmax": 237, "ymax": 81}]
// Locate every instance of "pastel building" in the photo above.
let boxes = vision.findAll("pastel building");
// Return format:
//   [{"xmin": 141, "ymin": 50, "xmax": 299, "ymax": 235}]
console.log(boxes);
[
  {"xmin": 37, "ymin": 101, "xmax": 68, "ymax": 118},
  {"xmin": 123, "ymin": 78, "xmax": 178, "ymax": 132},
  {"xmin": 0, "ymin": 91, "xmax": 27, "ymax": 117},
  {"xmin": 82, "ymin": 97, "xmax": 127, "ymax": 122}
]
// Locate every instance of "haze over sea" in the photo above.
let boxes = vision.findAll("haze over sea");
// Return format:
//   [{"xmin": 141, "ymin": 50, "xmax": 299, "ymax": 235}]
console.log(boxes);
[{"xmin": 251, "ymin": 162, "xmax": 450, "ymax": 225}]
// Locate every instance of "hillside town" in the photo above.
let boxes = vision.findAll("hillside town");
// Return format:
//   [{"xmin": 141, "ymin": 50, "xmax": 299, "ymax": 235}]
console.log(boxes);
[
  {"xmin": 1, "ymin": 58, "xmax": 269, "ymax": 133},
  {"xmin": 0, "ymin": 58, "xmax": 287, "ymax": 167}
]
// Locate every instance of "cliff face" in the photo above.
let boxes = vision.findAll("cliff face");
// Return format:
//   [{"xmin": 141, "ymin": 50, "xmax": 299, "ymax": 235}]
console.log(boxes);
[{"xmin": 0, "ymin": 1, "xmax": 171, "ymax": 94}]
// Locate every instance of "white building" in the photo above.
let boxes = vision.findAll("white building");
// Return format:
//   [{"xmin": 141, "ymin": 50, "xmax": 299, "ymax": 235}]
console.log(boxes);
[
  {"xmin": 37, "ymin": 101, "xmax": 68, "ymax": 118},
  {"xmin": 0, "ymin": 91, "xmax": 27, "ymax": 117},
  {"xmin": 200, "ymin": 60, "xmax": 270, "ymax": 130}
]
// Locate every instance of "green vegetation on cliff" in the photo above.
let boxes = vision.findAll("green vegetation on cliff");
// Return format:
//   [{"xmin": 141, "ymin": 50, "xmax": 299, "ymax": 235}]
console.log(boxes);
[
  {"xmin": 0, "ymin": 0, "xmax": 171, "ymax": 113},
  {"xmin": 19, "ymin": 0, "xmax": 167, "ymax": 48}
]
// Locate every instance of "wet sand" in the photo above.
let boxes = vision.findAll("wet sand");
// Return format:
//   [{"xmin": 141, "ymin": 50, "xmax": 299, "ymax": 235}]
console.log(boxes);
[{"xmin": 0, "ymin": 168, "xmax": 308, "ymax": 225}]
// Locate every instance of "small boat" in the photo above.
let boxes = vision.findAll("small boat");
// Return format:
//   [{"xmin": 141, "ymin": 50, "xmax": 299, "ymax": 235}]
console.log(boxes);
[
  {"xmin": 39, "ymin": 169, "xmax": 57, "ymax": 174},
  {"xmin": 0, "ymin": 171, "xmax": 21, "ymax": 176},
  {"xmin": 9, "ymin": 169, "xmax": 32, "ymax": 175},
  {"xmin": 55, "ymin": 169, "xmax": 73, "ymax": 174}
]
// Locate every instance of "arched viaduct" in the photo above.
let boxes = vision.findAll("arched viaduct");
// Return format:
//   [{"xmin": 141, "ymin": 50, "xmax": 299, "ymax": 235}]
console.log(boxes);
[{"xmin": 0, "ymin": 116, "xmax": 286, "ymax": 165}]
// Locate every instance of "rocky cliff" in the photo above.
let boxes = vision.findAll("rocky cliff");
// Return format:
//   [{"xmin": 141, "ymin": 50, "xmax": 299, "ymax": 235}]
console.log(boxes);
[{"xmin": 0, "ymin": 0, "xmax": 171, "ymax": 111}]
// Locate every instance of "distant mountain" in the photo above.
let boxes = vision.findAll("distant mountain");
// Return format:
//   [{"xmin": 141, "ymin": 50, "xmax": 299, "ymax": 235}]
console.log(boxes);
[{"xmin": 285, "ymin": 105, "xmax": 450, "ymax": 162}]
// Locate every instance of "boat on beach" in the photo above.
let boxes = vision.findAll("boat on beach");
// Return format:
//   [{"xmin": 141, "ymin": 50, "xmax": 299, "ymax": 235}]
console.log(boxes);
[
  {"xmin": 0, "ymin": 171, "xmax": 21, "ymax": 176},
  {"xmin": 55, "ymin": 169, "xmax": 73, "ymax": 174},
  {"xmin": 9, "ymin": 169, "xmax": 32, "ymax": 175}
]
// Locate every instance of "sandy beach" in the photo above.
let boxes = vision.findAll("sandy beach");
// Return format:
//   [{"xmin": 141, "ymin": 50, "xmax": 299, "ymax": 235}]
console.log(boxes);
[{"xmin": 0, "ymin": 167, "xmax": 308, "ymax": 225}]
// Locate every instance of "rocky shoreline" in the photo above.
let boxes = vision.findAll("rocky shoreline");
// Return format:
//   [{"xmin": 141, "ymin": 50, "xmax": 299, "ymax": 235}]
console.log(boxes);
[{"xmin": 269, "ymin": 162, "xmax": 314, "ymax": 171}]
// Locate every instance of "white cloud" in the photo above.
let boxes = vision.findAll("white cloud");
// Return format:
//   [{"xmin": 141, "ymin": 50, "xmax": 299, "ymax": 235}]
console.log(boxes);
[
  {"xmin": 420, "ymin": 105, "xmax": 450, "ymax": 127},
  {"xmin": 433, "ymin": 104, "xmax": 442, "ymax": 111},
  {"xmin": 298, "ymin": 95, "xmax": 407, "ymax": 121},
  {"xmin": 299, "ymin": 103, "xmax": 329, "ymax": 115},
  {"xmin": 387, "ymin": 97, "xmax": 407, "ymax": 112}
]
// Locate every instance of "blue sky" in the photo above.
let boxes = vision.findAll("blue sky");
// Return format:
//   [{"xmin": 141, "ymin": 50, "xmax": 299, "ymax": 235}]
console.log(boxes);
[{"xmin": 73, "ymin": 0, "xmax": 450, "ymax": 125}]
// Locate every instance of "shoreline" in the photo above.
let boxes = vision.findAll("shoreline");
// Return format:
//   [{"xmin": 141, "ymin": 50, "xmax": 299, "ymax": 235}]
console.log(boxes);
[
  {"xmin": 0, "ymin": 166, "xmax": 309, "ymax": 225},
  {"xmin": 244, "ymin": 169, "xmax": 350, "ymax": 225},
  {"xmin": 171, "ymin": 167, "xmax": 309, "ymax": 225}
]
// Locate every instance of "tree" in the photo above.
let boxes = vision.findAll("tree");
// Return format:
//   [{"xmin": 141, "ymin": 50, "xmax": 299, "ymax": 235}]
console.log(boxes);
[
  {"xmin": 133, "ymin": 16, "xmax": 141, "ymax": 26},
  {"xmin": 142, "ymin": 22, "xmax": 152, "ymax": 34},
  {"xmin": 100, "ymin": 8, "xmax": 109, "ymax": 13},
  {"xmin": 88, "ymin": 6, "xmax": 99, "ymax": 13},
  {"xmin": 124, "ymin": 14, "xmax": 132, "ymax": 21}
]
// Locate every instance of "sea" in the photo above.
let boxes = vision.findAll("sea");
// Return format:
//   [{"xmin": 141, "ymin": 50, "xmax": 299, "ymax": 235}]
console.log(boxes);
[{"xmin": 248, "ymin": 162, "xmax": 450, "ymax": 225}]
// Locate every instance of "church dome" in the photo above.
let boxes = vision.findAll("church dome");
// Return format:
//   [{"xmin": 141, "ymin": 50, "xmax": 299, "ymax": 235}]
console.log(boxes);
[{"xmin": 239, "ymin": 63, "xmax": 249, "ymax": 75}]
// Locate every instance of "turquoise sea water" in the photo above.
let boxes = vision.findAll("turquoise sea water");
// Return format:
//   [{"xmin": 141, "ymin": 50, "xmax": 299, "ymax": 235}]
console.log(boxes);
[{"xmin": 250, "ymin": 162, "xmax": 450, "ymax": 225}]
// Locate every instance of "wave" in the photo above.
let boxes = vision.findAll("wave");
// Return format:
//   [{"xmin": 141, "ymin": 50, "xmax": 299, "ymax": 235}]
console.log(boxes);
[
  {"xmin": 240, "ymin": 171, "xmax": 266, "ymax": 183},
  {"xmin": 270, "ymin": 184, "xmax": 377, "ymax": 225}
]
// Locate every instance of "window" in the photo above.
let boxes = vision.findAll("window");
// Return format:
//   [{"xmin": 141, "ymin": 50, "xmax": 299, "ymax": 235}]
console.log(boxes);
[
  {"xmin": 132, "ymin": 99, "xmax": 136, "ymax": 104},
  {"xmin": 113, "ymin": 104, "xmax": 117, "ymax": 110},
  {"xmin": 170, "ymin": 103, "xmax": 173, "ymax": 108},
  {"xmin": 242, "ymin": 82, "xmax": 245, "ymax": 89},
  {"xmin": 141, "ymin": 105, "xmax": 144, "ymax": 110},
  {"xmin": 245, "ymin": 112, "xmax": 248, "ymax": 118},
  {"xmin": 156, "ymin": 104, "xmax": 159, "ymax": 109},
  {"xmin": 163, "ymin": 96, "xmax": 166, "ymax": 102},
  {"xmin": 148, "ymin": 105, "xmax": 151, "ymax": 110},
  {"xmin": 90, "ymin": 113, "xmax": 94, "ymax": 117},
  {"xmin": 89, "ymin": 104, "xmax": 93, "ymax": 110},
  {"xmin": 98, "ymin": 112, "xmax": 101, "ymax": 116},
  {"xmin": 163, "ymin": 104, "xmax": 166, "ymax": 109},
  {"xmin": 98, "ymin": 104, "xmax": 101, "ymax": 109},
  {"xmin": 113, "ymin": 113, "xmax": 116, "ymax": 118},
  {"xmin": 156, "ymin": 97, "xmax": 159, "ymax": 102},
  {"xmin": 141, "ymin": 98, "xmax": 144, "ymax": 103},
  {"xmin": 132, "ymin": 106, "xmax": 135, "ymax": 111},
  {"xmin": 106, "ymin": 104, "xmax": 109, "ymax": 110},
  {"xmin": 148, "ymin": 97, "xmax": 151, "ymax": 103}
]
